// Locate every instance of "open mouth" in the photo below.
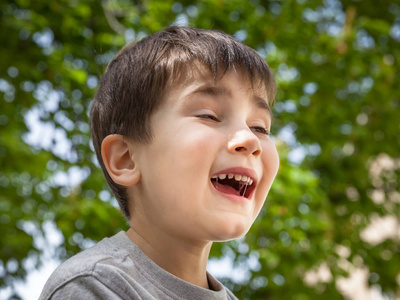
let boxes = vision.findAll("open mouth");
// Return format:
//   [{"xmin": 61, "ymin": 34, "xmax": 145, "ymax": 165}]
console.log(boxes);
[{"xmin": 211, "ymin": 174, "xmax": 255, "ymax": 199}]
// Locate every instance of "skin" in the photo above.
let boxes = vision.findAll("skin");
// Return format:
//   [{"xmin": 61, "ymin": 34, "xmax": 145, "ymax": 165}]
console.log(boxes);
[{"xmin": 102, "ymin": 69, "xmax": 279, "ymax": 290}]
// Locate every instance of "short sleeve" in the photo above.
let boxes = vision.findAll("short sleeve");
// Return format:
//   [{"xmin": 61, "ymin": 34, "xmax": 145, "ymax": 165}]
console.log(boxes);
[{"xmin": 43, "ymin": 275, "xmax": 139, "ymax": 300}]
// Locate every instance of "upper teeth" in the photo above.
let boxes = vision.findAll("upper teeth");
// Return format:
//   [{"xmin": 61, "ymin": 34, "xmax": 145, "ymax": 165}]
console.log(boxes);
[{"xmin": 212, "ymin": 174, "xmax": 254, "ymax": 185}]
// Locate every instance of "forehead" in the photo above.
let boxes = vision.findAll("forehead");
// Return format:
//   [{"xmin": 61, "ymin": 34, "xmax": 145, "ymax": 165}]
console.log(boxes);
[
  {"xmin": 190, "ymin": 83, "xmax": 272, "ymax": 116},
  {"xmin": 167, "ymin": 66, "xmax": 272, "ymax": 112}
]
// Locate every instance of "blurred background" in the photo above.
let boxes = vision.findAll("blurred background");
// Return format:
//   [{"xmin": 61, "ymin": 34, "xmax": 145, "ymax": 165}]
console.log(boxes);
[{"xmin": 0, "ymin": 0, "xmax": 399, "ymax": 299}]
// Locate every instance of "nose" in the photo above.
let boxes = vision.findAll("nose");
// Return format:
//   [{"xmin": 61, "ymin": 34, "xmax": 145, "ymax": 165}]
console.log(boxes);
[{"xmin": 228, "ymin": 128, "xmax": 262, "ymax": 157}]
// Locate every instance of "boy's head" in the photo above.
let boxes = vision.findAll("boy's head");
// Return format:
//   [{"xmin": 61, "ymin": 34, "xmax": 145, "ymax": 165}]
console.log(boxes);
[{"xmin": 90, "ymin": 26, "xmax": 277, "ymax": 225}]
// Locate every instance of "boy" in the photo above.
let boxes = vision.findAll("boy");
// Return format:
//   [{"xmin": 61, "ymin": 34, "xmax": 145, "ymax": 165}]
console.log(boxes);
[{"xmin": 40, "ymin": 26, "xmax": 279, "ymax": 299}]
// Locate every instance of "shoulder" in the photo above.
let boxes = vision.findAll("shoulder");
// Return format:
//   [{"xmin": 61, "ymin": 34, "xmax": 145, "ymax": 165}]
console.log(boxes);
[
  {"xmin": 225, "ymin": 288, "xmax": 238, "ymax": 300},
  {"xmin": 39, "ymin": 232, "xmax": 136, "ymax": 300}
]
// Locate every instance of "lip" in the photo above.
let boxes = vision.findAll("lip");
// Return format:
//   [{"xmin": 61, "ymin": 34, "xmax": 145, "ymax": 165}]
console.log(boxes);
[{"xmin": 210, "ymin": 167, "xmax": 258, "ymax": 203}]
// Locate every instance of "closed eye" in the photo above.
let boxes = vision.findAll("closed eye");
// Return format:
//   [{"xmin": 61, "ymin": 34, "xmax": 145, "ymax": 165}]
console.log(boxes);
[
  {"xmin": 251, "ymin": 126, "xmax": 270, "ymax": 135},
  {"xmin": 197, "ymin": 114, "xmax": 220, "ymax": 122}
]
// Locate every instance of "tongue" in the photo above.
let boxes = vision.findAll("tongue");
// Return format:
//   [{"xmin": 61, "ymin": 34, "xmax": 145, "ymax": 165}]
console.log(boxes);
[{"xmin": 212, "ymin": 181, "xmax": 242, "ymax": 196}]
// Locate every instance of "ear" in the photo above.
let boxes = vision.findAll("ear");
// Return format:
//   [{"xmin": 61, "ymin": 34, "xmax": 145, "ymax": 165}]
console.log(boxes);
[{"xmin": 101, "ymin": 134, "xmax": 141, "ymax": 186}]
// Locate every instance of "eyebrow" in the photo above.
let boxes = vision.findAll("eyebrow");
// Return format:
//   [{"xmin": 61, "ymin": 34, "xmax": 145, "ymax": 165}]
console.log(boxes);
[
  {"xmin": 191, "ymin": 84, "xmax": 272, "ymax": 116},
  {"xmin": 192, "ymin": 85, "xmax": 227, "ymax": 97}
]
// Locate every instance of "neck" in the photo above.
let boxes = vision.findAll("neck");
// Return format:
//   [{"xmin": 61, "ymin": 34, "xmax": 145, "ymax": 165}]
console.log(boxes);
[{"xmin": 126, "ymin": 225, "xmax": 213, "ymax": 289}]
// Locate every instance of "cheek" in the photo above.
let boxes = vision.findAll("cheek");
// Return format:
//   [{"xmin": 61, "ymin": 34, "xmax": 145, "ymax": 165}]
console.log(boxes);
[
  {"xmin": 149, "ymin": 126, "xmax": 218, "ymax": 193},
  {"xmin": 263, "ymin": 141, "xmax": 280, "ymax": 177},
  {"xmin": 175, "ymin": 127, "xmax": 220, "ymax": 161},
  {"xmin": 254, "ymin": 142, "xmax": 279, "ymax": 207}
]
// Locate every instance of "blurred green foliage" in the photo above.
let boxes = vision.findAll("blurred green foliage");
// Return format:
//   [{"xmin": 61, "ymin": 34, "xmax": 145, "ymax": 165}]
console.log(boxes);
[{"xmin": 0, "ymin": 0, "xmax": 399, "ymax": 299}]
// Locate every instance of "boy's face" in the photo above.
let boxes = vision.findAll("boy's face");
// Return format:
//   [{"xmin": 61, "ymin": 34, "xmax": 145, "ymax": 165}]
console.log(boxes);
[{"xmin": 129, "ymin": 69, "xmax": 279, "ymax": 243}]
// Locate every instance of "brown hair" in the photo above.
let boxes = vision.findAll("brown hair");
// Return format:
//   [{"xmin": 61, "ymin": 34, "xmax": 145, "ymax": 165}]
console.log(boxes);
[{"xmin": 90, "ymin": 26, "xmax": 276, "ymax": 220}]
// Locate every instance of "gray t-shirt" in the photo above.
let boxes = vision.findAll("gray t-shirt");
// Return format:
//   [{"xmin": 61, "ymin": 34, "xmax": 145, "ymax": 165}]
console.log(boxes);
[{"xmin": 39, "ymin": 231, "xmax": 238, "ymax": 300}]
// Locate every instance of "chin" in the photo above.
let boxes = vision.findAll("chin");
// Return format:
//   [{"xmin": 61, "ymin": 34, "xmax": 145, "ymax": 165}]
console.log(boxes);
[{"xmin": 211, "ymin": 218, "xmax": 252, "ymax": 242}]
